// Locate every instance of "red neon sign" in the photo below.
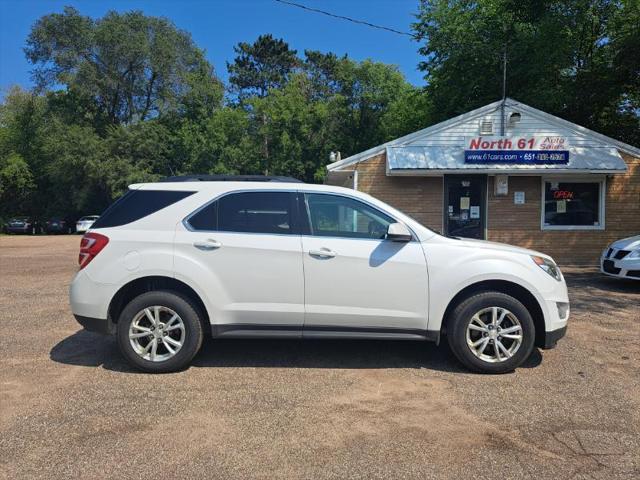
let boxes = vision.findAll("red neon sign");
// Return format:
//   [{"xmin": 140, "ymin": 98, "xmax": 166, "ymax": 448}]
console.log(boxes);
[{"xmin": 553, "ymin": 190, "xmax": 574, "ymax": 199}]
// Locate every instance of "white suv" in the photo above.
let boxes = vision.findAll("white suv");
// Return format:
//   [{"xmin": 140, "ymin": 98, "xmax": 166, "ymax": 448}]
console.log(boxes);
[{"xmin": 69, "ymin": 175, "xmax": 569, "ymax": 373}]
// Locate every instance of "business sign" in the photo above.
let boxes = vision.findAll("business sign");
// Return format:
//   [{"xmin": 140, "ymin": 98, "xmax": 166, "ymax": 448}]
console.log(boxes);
[{"xmin": 464, "ymin": 136, "xmax": 570, "ymax": 164}]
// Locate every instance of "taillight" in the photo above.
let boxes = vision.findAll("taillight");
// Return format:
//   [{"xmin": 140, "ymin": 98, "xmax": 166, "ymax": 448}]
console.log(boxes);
[{"xmin": 79, "ymin": 232, "xmax": 109, "ymax": 269}]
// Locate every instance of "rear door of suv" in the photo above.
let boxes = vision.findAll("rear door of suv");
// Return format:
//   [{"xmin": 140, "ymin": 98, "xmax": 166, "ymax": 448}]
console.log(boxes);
[{"xmin": 174, "ymin": 190, "xmax": 305, "ymax": 336}]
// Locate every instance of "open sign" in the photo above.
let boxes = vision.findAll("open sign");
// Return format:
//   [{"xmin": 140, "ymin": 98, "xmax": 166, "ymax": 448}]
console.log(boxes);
[{"xmin": 553, "ymin": 190, "xmax": 574, "ymax": 199}]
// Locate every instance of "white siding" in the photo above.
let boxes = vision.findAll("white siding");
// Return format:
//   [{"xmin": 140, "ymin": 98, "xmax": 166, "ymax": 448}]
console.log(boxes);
[
  {"xmin": 327, "ymin": 98, "xmax": 640, "ymax": 172},
  {"xmin": 404, "ymin": 106, "xmax": 609, "ymax": 148}
]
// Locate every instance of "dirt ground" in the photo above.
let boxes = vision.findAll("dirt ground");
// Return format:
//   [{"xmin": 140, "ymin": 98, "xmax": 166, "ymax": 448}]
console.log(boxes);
[{"xmin": 1, "ymin": 235, "xmax": 639, "ymax": 480}]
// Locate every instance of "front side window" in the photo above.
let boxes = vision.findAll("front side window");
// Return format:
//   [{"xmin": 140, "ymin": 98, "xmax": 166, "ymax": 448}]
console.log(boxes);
[
  {"xmin": 305, "ymin": 193, "xmax": 394, "ymax": 239},
  {"xmin": 188, "ymin": 191, "xmax": 293, "ymax": 235},
  {"xmin": 543, "ymin": 181, "xmax": 603, "ymax": 228}
]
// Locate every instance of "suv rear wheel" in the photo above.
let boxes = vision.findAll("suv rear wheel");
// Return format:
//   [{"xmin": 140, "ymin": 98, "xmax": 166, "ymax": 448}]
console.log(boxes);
[
  {"xmin": 116, "ymin": 290, "xmax": 204, "ymax": 373},
  {"xmin": 447, "ymin": 291, "xmax": 535, "ymax": 374}
]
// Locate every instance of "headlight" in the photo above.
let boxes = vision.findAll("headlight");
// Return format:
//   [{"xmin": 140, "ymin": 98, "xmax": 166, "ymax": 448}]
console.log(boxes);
[
  {"xmin": 531, "ymin": 255, "xmax": 562, "ymax": 281},
  {"xmin": 628, "ymin": 249, "xmax": 640, "ymax": 259}
]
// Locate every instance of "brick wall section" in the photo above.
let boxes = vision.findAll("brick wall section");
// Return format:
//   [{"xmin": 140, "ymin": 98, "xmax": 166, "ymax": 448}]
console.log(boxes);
[
  {"xmin": 331, "ymin": 150, "xmax": 640, "ymax": 266},
  {"xmin": 351, "ymin": 152, "xmax": 443, "ymax": 231},
  {"xmin": 487, "ymin": 152, "xmax": 640, "ymax": 265}
]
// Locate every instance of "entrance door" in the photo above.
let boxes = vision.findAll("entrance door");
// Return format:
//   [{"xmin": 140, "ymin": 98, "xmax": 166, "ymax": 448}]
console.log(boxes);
[{"xmin": 444, "ymin": 175, "xmax": 487, "ymax": 239}]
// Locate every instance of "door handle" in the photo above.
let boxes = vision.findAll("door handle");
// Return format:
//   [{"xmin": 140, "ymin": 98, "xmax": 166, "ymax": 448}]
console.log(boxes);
[
  {"xmin": 309, "ymin": 248, "xmax": 336, "ymax": 259},
  {"xmin": 193, "ymin": 239, "xmax": 221, "ymax": 251}
]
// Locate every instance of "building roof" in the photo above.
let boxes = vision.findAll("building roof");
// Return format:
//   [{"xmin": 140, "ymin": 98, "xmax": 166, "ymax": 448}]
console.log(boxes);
[{"xmin": 327, "ymin": 98, "xmax": 640, "ymax": 173}]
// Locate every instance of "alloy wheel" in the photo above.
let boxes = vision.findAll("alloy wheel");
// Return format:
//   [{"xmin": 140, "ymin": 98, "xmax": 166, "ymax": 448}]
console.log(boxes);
[
  {"xmin": 128, "ymin": 306, "xmax": 185, "ymax": 362},
  {"xmin": 465, "ymin": 306, "xmax": 523, "ymax": 363}
]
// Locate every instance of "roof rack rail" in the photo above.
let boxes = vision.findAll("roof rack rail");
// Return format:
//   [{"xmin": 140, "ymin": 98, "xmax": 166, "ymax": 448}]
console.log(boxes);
[{"xmin": 159, "ymin": 174, "xmax": 303, "ymax": 183}]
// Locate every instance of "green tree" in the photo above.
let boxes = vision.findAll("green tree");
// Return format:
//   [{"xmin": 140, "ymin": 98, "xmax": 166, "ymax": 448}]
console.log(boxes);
[
  {"xmin": 0, "ymin": 153, "xmax": 35, "ymax": 214},
  {"xmin": 38, "ymin": 120, "xmax": 109, "ymax": 215},
  {"xmin": 227, "ymin": 34, "xmax": 299, "ymax": 100},
  {"xmin": 413, "ymin": 0, "xmax": 640, "ymax": 144},
  {"xmin": 0, "ymin": 87, "xmax": 47, "ymax": 217},
  {"xmin": 2, "ymin": 6, "xmax": 428, "ymax": 221},
  {"xmin": 25, "ymin": 6, "xmax": 222, "ymax": 126},
  {"xmin": 303, "ymin": 52, "xmax": 423, "ymax": 156},
  {"xmin": 0, "ymin": 86, "xmax": 47, "ymax": 162},
  {"xmin": 174, "ymin": 107, "xmax": 261, "ymax": 176},
  {"xmin": 227, "ymin": 34, "xmax": 299, "ymax": 175},
  {"xmin": 251, "ymin": 73, "xmax": 331, "ymax": 181}
]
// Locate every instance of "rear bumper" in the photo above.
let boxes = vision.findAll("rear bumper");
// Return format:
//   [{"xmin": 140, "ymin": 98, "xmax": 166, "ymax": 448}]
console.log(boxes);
[
  {"xmin": 541, "ymin": 326, "xmax": 567, "ymax": 349},
  {"xmin": 69, "ymin": 270, "xmax": 117, "ymax": 321},
  {"xmin": 74, "ymin": 314, "xmax": 114, "ymax": 335},
  {"xmin": 5, "ymin": 226, "xmax": 30, "ymax": 233}
]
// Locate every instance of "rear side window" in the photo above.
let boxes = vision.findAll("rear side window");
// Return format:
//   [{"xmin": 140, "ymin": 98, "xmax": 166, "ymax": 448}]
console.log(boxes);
[
  {"xmin": 187, "ymin": 191, "xmax": 294, "ymax": 235},
  {"xmin": 92, "ymin": 190, "xmax": 194, "ymax": 229}
]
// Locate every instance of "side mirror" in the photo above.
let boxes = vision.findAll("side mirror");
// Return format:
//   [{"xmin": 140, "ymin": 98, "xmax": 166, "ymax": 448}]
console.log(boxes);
[{"xmin": 386, "ymin": 222, "xmax": 412, "ymax": 242}]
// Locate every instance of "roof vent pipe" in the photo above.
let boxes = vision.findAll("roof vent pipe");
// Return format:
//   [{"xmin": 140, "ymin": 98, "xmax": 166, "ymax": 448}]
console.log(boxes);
[{"xmin": 500, "ymin": 41, "xmax": 507, "ymax": 136}]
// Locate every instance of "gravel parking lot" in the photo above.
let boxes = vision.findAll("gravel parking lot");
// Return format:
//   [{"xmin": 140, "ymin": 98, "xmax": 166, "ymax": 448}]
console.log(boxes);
[{"xmin": 1, "ymin": 235, "xmax": 639, "ymax": 479}]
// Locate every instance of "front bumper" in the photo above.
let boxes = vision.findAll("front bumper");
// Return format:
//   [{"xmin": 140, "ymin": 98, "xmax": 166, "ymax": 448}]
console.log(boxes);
[
  {"xmin": 74, "ymin": 314, "xmax": 115, "ymax": 335},
  {"xmin": 600, "ymin": 252, "xmax": 640, "ymax": 280},
  {"xmin": 535, "ymin": 270, "xmax": 570, "ymax": 348},
  {"xmin": 541, "ymin": 325, "xmax": 567, "ymax": 349}
]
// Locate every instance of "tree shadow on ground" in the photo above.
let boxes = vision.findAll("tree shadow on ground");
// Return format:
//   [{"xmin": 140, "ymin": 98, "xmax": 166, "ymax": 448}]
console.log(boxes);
[
  {"xmin": 50, "ymin": 329, "xmax": 542, "ymax": 374},
  {"xmin": 564, "ymin": 271, "xmax": 640, "ymax": 294},
  {"xmin": 563, "ymin": 271, "xmax": 640, "ymax": 316}
]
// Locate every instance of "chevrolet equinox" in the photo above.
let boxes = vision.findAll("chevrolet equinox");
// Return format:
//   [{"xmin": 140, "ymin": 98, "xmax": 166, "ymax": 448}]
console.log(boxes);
[{"xmin": 69, "ymin": 175, "xmax": 569, "ymax": 373}]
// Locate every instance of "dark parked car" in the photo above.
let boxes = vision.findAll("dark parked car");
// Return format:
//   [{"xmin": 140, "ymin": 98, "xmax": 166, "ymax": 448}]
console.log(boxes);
[
  {"xmin": 3, "ymin": 217, "xmax": 41, "ymax": 235},
  {"xmin": 44, "ymin": 217, "xmax": 75, "ymax": 234}
]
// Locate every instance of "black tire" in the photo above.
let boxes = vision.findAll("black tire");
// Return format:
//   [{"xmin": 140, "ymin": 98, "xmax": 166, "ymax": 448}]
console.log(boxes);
[
  {"xmin": 116, "ymin": 290, "xmax": 204, "ymax": 373},
  {"xmin": 447, "ymin": 291, "xmax": 535, "ymax": 374}
]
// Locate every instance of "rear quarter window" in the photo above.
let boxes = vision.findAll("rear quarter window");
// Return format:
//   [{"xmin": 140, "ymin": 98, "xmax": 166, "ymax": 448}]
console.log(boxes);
[{"xmin": 92, "ymin": 190, "xmax": 195, "ymax": 229}]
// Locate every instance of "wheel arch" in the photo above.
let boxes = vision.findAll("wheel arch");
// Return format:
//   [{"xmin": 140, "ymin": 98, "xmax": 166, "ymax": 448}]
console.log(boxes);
[
  {"xmin": 108, "ymin": 276, "xmax": 210, "ymax": 331},
  {"xmin": 440, "ymin": 280, "xmax": 546, "ymax": 348}
]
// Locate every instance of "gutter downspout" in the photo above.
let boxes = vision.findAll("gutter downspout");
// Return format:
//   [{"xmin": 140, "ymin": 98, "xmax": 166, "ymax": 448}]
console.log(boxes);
[{"xmin": 500, "ymin": 48, "xmax": 507, "ymax": 136}]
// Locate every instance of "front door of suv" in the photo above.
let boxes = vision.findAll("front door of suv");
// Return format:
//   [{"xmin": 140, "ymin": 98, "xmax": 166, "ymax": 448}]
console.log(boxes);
[
  {"xmin": 174, "ymin": 190, "xmax": 304, "ymax": 336},
  {"xmin": 300, "ymin": 193, "xmax": 429, "ymax": 336}
]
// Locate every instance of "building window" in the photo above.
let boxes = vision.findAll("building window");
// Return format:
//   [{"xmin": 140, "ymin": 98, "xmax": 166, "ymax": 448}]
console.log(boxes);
[{"xmin": 541, "ymin": 179, "xmax": 605, "ymax": 230}]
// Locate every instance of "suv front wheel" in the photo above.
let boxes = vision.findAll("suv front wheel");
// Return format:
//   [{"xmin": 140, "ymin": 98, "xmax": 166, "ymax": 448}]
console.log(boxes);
[
  {"xmin": 116, "ymin": 290, "xmax": 204, "ymax": 373},
  {"xmin": 447, "ymin": 291, "xmax": 535, "ymax": 374}
]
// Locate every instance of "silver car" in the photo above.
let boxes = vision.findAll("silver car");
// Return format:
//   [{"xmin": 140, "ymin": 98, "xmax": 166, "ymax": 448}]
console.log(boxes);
[
  {"xmin": 600, "ymin": 235, "xmax": 640, "ymax": 280},
  {"xmin": 76, "ymin": 215, "xmax": 100, "ymax": 233}
]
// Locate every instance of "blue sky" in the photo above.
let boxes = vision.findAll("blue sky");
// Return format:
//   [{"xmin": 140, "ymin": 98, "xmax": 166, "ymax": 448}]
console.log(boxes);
[{"xmin": 0, "ymin": 0, "xmax": 425, "ymax": 92}]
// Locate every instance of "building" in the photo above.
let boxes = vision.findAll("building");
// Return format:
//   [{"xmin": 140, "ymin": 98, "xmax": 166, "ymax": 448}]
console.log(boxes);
[{"xmin": 326, "ymin": 98, "xmax": 640, "ymax": 265}]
